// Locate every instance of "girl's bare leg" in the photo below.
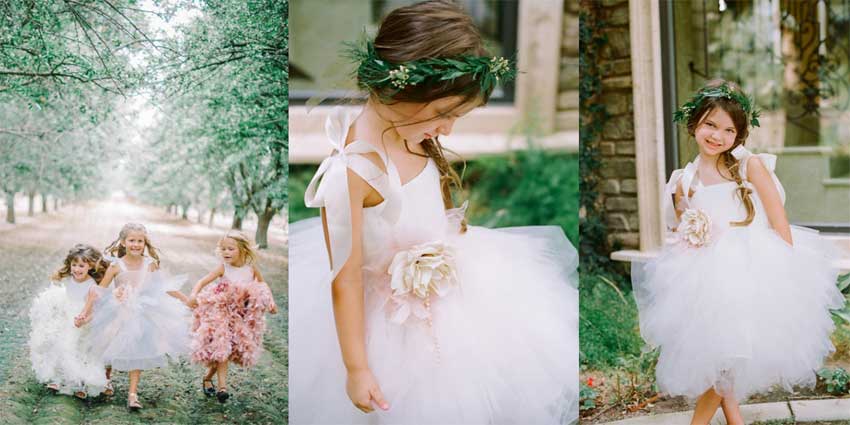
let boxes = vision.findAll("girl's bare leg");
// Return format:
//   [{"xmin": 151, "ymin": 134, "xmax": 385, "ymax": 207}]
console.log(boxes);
[
  {"xmin": 691, "ymin": 388, "xmax": 722, "ymax": 425},
  {"xmin": 127, "ymin": 370, "xmax": 142, "ymax": 409},
  {"xmin": 215, "ymin": 361, "xmax": 228, "ymax": 391},
  {"xmin": 720, "ymin": 396, "xmax": 744, "ymax": 425}
]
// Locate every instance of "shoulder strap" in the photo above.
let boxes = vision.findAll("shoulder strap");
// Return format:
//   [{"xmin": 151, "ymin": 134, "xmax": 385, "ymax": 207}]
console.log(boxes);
[
  {"xmin": 731, "ymin": 145, "xmax": 786, "ymax": 205},
  {"xmin": 303, "ymin": 107, "xmax": 403, "ymax": 280}
]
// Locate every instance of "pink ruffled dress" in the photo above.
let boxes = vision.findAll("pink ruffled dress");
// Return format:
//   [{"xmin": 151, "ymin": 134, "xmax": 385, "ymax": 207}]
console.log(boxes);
[{"xmin": 191, "ymin": 263, "xmax": 275, "ymax": 367}]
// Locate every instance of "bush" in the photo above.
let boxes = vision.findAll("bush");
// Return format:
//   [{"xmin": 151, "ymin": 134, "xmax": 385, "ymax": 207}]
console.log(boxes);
[
  {"xmin": 580, "ymin": 272, "xmax": 644, "ymax": 368},
  {"xmin": 817, "ymin": 366, "xmax": 850, "ymax": 396}
]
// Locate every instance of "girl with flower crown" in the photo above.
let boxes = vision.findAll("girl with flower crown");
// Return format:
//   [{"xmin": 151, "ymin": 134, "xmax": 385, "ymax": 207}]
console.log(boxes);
[
  {"xmin": 289, "ymin": 1, "xmax": 578, "ymax": 424},
  {"xmin": 631, "ymin": 79, "xmax": 844, "ymax": 425}
]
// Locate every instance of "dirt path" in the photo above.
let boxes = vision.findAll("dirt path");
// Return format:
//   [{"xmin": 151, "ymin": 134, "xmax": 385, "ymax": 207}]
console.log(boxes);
[{"xmin": 0, "ymin": 199, "xmax": 287, "ymax": 424}]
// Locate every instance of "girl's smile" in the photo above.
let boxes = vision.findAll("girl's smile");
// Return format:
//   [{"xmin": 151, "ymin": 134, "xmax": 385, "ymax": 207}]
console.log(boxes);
[
  {"xmin": 694, "ymin": 108, "xmax": 738, "ymax": 158},
  {"xmin": 70, "ymin": 258, "xmax": 91, "ymax": 282},
  {"xmin": 123, "ymin": 231, "xmax": 147, "ymax": 257},
  {"xmin": 219, "ymin": 238, "xmax": 243, "ymax": 266}
]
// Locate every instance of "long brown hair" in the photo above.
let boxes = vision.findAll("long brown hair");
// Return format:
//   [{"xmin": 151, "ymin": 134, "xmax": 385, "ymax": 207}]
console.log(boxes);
[
  {"xmin": 686, "ymin": 78, "xmax": 754, "ymax": 226},
  {"xmin": 365, "ymin": 0, "xmax": 497, "ymax": 232},
  {"xmin": 104, "ymin": 223, "xmax": 161, "ymax": 265},
  {"xmin": 51, "ymin": 244, "xmax": 107, "ymax": 283}
]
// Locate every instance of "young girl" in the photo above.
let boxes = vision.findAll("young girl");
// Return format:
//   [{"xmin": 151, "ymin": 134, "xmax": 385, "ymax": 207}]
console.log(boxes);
[
  {"xmin": 289, "ymin": 2, "xmax": 579, "ymax": 423},
  {"xmin": 78, "ymin": 223, "xmax": 191, "ymax": 411},
  {"xmin": 185, "ymin": 231, "xmax": 277, "ymax": 403},
  {"xmin": 29, "ymin": 244, "xmax": 109, "ymax": 399},
  {"xmin": 632, "ymin": 79, "xmax": 845, "ymax": 425}
]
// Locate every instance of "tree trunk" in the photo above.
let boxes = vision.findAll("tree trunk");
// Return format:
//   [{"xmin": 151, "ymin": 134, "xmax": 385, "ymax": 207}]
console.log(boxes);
[
  {"xmin": 208, "ymin": 208, "xmax": 216, "ymax": 227},
  {"xmin": 181, "ymin": 204, "xmax": 189, "ymax": 220},
  {"xmin": 27, "ymin": 191, "xmax": 35, "ymax": 217},
  {"xmin": 41, "ymin": 194, "xmax": 48, "ymax": 213},
  {"xmin": 196, "ymin": 208, "xmax": 204, "ymax": 224},
  {"xmin": 255, "ymin": 206, "xmax": 277, "ymax": 249},
  {"xmin": 231, "ymin": 214, "xmax": 243, "ymax": 230},
  {"xmin": 5, "ymin": 191, "xmax": 15, "ymax": 224},
  {"xmin": 53, "ymin": 197, "xmax": 58, "ymax": 210}
]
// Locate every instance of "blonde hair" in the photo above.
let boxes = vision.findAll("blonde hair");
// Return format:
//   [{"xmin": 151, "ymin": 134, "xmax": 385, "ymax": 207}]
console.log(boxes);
[
  {"xmin": 52, "ymin": 244, "xmax": 107, "ymax": 283},
  {"xmin": 104, "ymin": 223, "xmax": 161, "ymax": 265},
  {"xmin": 217, "ymin": 230, "xmax": 258, "ymax": 265},
  {"xmin": 686, "ymin": 79, "xmax": 755, "ymax": 226}
]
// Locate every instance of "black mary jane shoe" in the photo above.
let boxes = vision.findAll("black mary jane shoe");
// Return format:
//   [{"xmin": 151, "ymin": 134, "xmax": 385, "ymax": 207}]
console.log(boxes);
[
  {"xmin": 216, "ymin": 388, "xmax": 230, "ymax": 404},
  {"xmin": 202, "ymin": 379, "xmax": 216, "ymax": 397}
]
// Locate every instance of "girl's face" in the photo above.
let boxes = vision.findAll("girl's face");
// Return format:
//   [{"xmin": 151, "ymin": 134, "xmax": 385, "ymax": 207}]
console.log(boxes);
[
  {"xmin": 70, "ymin": 258, "xmax": 92, "ymax": 282},
  {"xmin": 389, "ymin": 96, "xmax": 479, "ymax": 144},
  {"xmin": 219, "ymin": 238, "xmax": 243, "ymax": 265},
  {"xmin": 123, "ymin": 231, "xmax": 147, "ymax": 257},
  {"xmin": 694, "ymin": 107, "xmax": 738, "ymax": 158}
]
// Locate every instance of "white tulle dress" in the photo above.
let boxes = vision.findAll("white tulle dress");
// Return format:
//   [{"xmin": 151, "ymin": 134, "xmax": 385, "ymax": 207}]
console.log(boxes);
[
  {"xmin": 29, "ymin": 276, "xmax": 108, "ymax": 395},
  {"xmin": 86, "ymin": 257, "xmax": 191, "ymax": 371},
  {"xmin": 632, "ymin": 148, "xmax": 845, "ymax": 401},
  {"xmin": 289, "ymin": 108, "xmax": 579, "ymax": 424}
]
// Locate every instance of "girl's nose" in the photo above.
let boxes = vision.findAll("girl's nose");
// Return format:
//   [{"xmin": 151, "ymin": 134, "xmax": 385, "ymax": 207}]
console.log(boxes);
[{"xmin": 438, "ymin": 118, "xmax": 455, "ymax": 137}]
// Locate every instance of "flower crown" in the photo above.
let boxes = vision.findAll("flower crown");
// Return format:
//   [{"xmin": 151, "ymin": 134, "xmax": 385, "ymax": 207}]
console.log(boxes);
[
  {"xmin": 346, "ymin": 39, "xmax": 517, "ymax": 97},
  {"xmin": 673, "ymin": 83, "xmax": 761, "ymax": 128}
]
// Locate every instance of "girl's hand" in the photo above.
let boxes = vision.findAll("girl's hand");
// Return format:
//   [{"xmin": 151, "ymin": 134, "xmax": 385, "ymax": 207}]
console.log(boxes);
[
  {"xmin": 186, "ymin": 296, "xmax": 199, "ymax": 309},
  {"xmin": 73, "ymin": 313, "xmax": 89, "ymax": 328},
  {"xmin": 346, "ymin": 369, "xmax": 389, "ymax": 413},
  {"xmin": 269, "ymin": 299, "xmax": 278, "ymax": 314}
]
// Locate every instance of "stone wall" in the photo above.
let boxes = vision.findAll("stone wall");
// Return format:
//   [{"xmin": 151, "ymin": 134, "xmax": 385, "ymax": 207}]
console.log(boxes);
[
  {"xmin": 557, "ymin": 1, "xmax": 580, "ymax": 131},
  {"xmin": 597, "ymin": 0, "xmax": 639, "ymax": 249}
]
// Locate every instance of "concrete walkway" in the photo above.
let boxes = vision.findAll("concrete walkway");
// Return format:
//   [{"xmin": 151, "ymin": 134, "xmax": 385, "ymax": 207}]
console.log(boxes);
[{"xmin": 601, "ymin": 398, "xmax": 850, "ymax": 424}]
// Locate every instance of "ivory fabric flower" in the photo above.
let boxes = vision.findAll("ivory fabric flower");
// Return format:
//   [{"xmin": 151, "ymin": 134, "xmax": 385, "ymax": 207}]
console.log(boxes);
[
  {"xmin": 388, "ymin": 241, "xmax": 458, "ymax": 299},
  {"xmin": 679, "ymin": 208, "xmax": 712, "ymax": 247}
]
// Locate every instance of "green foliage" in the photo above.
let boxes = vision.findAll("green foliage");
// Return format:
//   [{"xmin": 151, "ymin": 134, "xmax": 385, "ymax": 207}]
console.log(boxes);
[
  {"xmin": 817, "ymin": 366, "xmax": 850, "ymax": 396},
  {"xmin": 288, "ymin": 164, "xmax": 319, "ymax": 222},
  {"xmin": 464, "ymin": 151, "xmax": 579, "ymax": 245},
  {"xmin": 608, "ymin": 348, "xmax": 659, "ymax": 407},
  {"xmin": 832, "ymin": 273, "xmax": 850, "ymax": 324},
  {"xmin": 673, "ymin": 83, "xmax": 760, "ymax": 128},
  {"xmin": 579, "ymin": 380, "xmax": 599, "ymax": 412},
  {"xmin": 580, "ymin": 272, "xmax": 644, "ymax": 368}
]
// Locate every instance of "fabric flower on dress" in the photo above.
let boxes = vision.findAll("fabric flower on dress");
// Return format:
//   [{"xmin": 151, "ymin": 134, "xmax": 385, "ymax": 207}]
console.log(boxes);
[
  {"xmin": 388, "ymin": 241, "xmax": 458, "ymax": 299},
  {"xmin": 679, "ymin": 208, "xmax": 712, "ymax": 247}
]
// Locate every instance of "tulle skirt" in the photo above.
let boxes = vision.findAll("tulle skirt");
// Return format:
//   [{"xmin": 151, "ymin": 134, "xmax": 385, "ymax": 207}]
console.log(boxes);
[
  {"xmin": 289, "ymin": 217, "xmax": 579, "ymax": 424},
  {"xmin": 29, "ymin": 285, "xmax": 108, "ymax": 395},
  {"xmin": 86, "ymin": 272, "xmax": 192, "ymax": 371},
  {"xmin": 632, "ymin": 225, "xmax": 845, "ymax": 401},
  {"xmin": 191, "ymin": 278, "xmax": 275, "ymax": 368}
]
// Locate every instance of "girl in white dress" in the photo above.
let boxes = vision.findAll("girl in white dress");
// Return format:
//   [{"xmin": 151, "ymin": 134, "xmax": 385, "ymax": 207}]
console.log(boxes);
[
  {"xmin": 632, "ymin": 79, "xmax": 845, "ymax": 424},
  {"xmin": 76, "ymin": 223, "xmax": 190, "ymax": 411},
  {"xmin": 289, "ymin": 2, "xmax": 579, "ymax": 424},
  {"xmin": 29, "ymin": 244, "xmax": 109, "ymax": 399}
]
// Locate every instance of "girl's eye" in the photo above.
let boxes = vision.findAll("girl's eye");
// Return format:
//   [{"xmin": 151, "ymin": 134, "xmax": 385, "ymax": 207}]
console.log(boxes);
[{"xmin": 726, "ymin": 129, "xmax": 735, "ymax": 133}]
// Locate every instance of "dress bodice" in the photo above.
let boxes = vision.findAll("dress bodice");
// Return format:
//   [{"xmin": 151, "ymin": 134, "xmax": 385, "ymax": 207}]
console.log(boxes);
[
  {"xmin": 114, "ymin": 257, "xmax": 153, "ymax": 290},
  {"xmin": 63, "ymin": 276, "xmax": 95, "ymax": 304},
  {"xmin": 360, "ymin": 159, "xmax": 450, "ymax": 271},
  {"xmin": 223, "ymin": 263, "xmax": 255, "ymax": 282},
  {"xmin": 664, "ymin": 148, "xmax": 785, "ymax": 238},
  {"xmin": 304, "ymin": 108, "xmax": 459, "ymax": 280}
]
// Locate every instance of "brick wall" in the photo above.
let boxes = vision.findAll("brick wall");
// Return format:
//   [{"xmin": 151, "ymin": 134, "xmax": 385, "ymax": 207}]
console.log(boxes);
[
  {"xmin": 597, "ymin": 0, "xmax": 639, "ymax": 249},
  {"xmin": 557, "ymin": 1, "xmax": 580, "ymax": 131}
]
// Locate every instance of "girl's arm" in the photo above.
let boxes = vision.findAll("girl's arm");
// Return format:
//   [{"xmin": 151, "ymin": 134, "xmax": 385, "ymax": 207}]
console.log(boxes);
[
  {"xmin": 328, "ymin": 168, "xmax": 388, "ymax": 413},
  {"xmin": 186, "ymin": 265, "xmax": 224, "ymax": 308},
  {"xmin": 747, "ymin": 156, "xmax": 793, "ymax": 245},
  {"xmin": 75, "ymin": 264, "xmax": 119, "ymax": 327}
]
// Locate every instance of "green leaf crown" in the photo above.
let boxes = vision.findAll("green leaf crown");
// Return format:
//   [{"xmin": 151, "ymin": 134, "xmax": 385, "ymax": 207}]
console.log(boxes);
[
  {"xmin": 346, "ymin": 39, "xmax": 517, "ymax": 98},
  {"xmin": 673, "ymin": 83, "xmax": 761, "ymax": 128}
]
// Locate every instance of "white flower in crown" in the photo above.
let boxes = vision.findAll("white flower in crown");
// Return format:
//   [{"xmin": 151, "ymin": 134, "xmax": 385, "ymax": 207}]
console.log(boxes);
[
  {"xmin": 679, "ymin": 208, "xmax": 712, "ymax": 247},
  {"xmin": 489, "ymin": 56, "xmax": 510, "ymax": 79},
  {"xmin": 388, "ymin": 65, "xmax": 412, "ymax": 89},
  {"xmin": 388, "ymin": 241, "xmax": 458, "ymax": 299}
]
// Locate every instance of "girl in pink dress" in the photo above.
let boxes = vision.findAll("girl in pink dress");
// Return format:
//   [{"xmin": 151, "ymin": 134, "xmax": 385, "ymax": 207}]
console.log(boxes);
[{"xmin": 187, "ymin": 231, "xmax": 278, "ymax": 403}]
